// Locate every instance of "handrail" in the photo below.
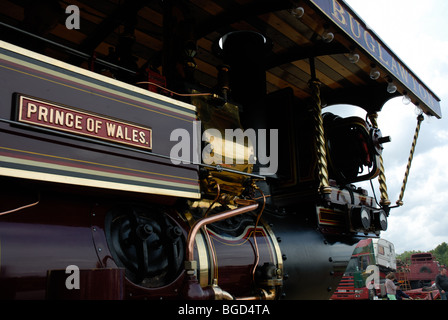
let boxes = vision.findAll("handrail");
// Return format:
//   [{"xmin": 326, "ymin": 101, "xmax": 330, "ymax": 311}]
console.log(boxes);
[{"xmin": 0, "ymin": 21, "xmax": 137, "ymax": 76}]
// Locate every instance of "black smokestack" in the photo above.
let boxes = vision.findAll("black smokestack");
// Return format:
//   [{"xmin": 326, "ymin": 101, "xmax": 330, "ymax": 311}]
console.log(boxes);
[{"xmin": 219, "ymin": 31, "xmax": 269, "ymax": 132}]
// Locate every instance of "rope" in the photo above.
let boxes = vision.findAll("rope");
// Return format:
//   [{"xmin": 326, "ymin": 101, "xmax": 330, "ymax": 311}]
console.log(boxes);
[{"xmin": 396, "ymin": 114, "xmax": 424, "ymax": 206}]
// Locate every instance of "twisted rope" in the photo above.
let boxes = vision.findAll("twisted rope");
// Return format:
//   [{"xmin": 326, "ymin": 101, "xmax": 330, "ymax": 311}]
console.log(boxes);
[
  {"xmin": 368, "ymin": 113, "xmax": 391, "ymax": 207},
  {"xmin": 396, "ymin": 114, "xmax": 424, "ymax": 206}
]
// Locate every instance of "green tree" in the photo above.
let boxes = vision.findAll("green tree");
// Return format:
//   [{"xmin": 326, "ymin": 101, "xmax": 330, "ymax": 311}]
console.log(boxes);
[
  {"xmin": 431, "ymin": 242, "xmax": 448, "ymax": 267},
  {"xmin": 396, "ymin": 250, "xmax": 422, "ymax": 263},
  {"xmin": 396, "ymin": 243, "xmax": 448, "ymax": 267}
]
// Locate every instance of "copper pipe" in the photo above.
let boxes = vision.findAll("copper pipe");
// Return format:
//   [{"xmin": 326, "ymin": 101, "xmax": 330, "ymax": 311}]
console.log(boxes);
[
  {"xmin": 236, "ymin": 289, "xmax": 276, "ymax": 301},
  {"xmin": 211, "ymin": 280, "xmax": 234, "ymax": 300},
  {"xmin": 204, "ymin": 183, "xmax": 221, "ymax": 217},
  {"xmin": 203, "ymin": 182, "xmax": 221, "ymax": 279},
  {"xmin": 236, "ymin": 295, "xmax": 260, "ymax": 301},
  {"xmin": 0, "ymin": 195, "xmax": 40, "ymax": 216},
  {"xmin": 136, "ymin": 81, "xmax": 217, "ymax": 97},
  {"xmin": 186, "ymin": 203, "xmax": 259, "ymax": 262},
  {"xmin": 251, "ymin": 188, "xmax": 266, "ymax": 282}
]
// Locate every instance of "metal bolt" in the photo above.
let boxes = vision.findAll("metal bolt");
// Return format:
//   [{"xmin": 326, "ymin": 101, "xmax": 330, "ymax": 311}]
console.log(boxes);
[{"xmin": 276, "ymin": 268, "xmax": 282, "ymax": 276}]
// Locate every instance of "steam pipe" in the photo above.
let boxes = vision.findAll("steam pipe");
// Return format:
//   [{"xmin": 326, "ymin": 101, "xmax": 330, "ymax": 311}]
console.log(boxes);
[
  {"xmin": 236, "ymin": 289, "xmax": 276, "ymax": 300},
  {"xmin": 186, "ymin": 202, "xmax": 259, "ymax": 261},
  {"xmin": 182, "ymin": 202, "xmax": 259, "ymax": 300}
]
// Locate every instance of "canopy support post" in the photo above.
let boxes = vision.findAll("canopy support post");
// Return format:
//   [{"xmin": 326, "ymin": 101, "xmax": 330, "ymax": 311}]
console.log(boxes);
[
  {"xmin": 309, "ymin": 57, "xmax": 331, "ymax": 200},
  {"xmin": 368, "ymin": 113, "xmax": 391, "ymax": 209}
]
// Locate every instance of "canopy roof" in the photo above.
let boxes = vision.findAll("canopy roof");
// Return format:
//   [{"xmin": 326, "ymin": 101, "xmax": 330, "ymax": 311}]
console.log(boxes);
[{"xmin": 0, "ymin": 0, "xmax": 441, "ymax": 118}]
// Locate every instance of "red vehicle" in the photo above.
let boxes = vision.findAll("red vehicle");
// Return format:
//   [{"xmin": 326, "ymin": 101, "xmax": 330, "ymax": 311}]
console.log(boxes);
[
  {"xmin": 0, "ymin": 0, "xmax": 441, "ymax": 300},
  {"xmin": 397, "ymin": 253, "xmax": 441, "ymax": 290}
]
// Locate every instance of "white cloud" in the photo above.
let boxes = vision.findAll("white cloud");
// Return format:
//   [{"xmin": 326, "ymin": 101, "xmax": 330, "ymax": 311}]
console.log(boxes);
[
  {"xmin": 345, "ymin": 0, "xmax": 448, "ymax": 253},
  {"xmin": 347, "ymin": 0, "xmax": 448, "ymax": 97},
  {"xmin": 381, "ymin": 144, "xmax": 448, "ymax": 253}
]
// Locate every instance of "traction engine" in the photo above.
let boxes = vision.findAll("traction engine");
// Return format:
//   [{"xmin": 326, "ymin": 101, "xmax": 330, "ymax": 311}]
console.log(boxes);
[{"xmin": 0, "ymin": 30, "xmax": 390, "ymax": 300}]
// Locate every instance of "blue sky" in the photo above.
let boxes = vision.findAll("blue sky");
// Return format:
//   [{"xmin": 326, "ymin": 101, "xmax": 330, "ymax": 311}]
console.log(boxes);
[{"xmin": 341, "ymin": 0, "xmax": 448, "ymax": 253}]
